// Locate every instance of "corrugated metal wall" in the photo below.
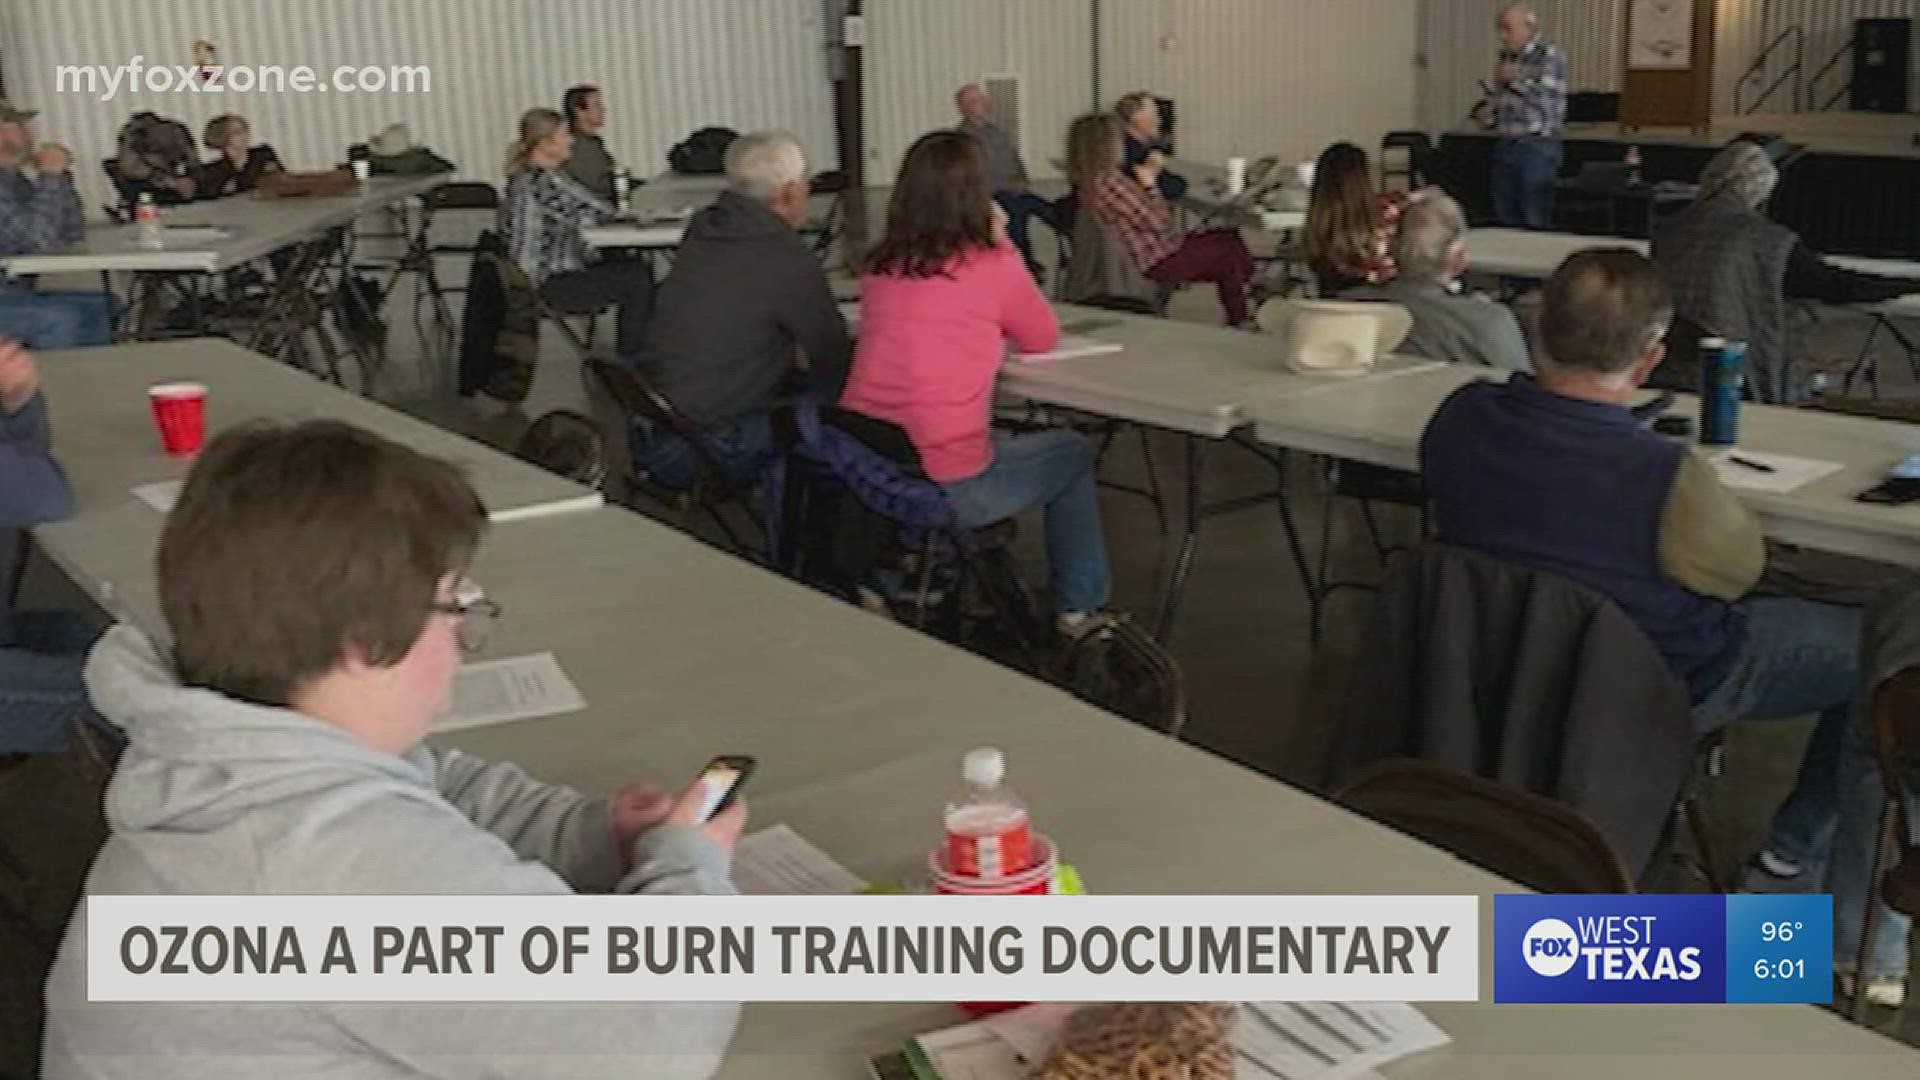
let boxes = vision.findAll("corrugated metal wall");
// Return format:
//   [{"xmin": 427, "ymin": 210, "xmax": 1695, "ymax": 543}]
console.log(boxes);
[
  {"xmin": 1099, "ymin": 0, "xmax": 1421, "ymax": 168},
  {"xmin": 1418, "ymin": 0, "xmax": 1623, "ymax": 133},
  {"xmin": 2, "ymin": 0, "xmax": 837, "ymax": 217},
  {"xmin": 1422, "ymin": 0, "xmax": 1920, "ymax": 130},
  {"xmin": 864, "ymin": 0, "xmax": 1093, "ymax": 184},
  {"xmin": 1718, "ymin": 0, "xmax": 1920, "ymax": 116}
]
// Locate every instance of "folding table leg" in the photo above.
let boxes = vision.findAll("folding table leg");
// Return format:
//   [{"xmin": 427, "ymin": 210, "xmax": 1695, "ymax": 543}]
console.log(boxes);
[{"xmin": 1152, "ymin": 434, "xmax": 1208, "ymax": 643}]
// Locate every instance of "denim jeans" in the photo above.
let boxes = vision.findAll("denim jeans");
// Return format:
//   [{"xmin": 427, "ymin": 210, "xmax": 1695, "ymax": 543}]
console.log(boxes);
[
  {"xmin": 993, "ymin": 191, "xmax": 1064, "ymax": 268},
  {"xmin": 939, "ymin": 429, "xmax": 1111, "ymax": 615},
  {"xmin": 630, "ymin": 411, "xmax": 774, "ymax": 492},
  {"xmin": 0, "ymin": 609, "xmax": 102, "ymax": 753},
  {"xmin": 1690, "ymin": 597, "xmax": 1907, "ymax": 976},
  {"xmin": 0, "ymin": 285, "xmax": 113, "ymax": 349},
  {"xmin": 1491, "ymin": 138, "xmax": 1562, "ymax": 230}
]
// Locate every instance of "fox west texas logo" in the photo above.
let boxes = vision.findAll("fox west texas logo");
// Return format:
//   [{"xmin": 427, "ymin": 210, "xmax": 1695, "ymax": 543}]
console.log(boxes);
[
  {"xmin": 1520, "ymin": 916, "xmax": 1702, "ymax": 981},
  {"xmin": 1496, "ymin": 896, "xmax": 1724, "ymax": 1003}
]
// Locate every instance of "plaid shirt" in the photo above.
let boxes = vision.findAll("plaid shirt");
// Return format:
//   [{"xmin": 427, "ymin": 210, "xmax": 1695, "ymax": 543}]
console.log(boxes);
[
  {"xmin": 500, "ymin": 165, "xmax": 615, "ymax": 286},
  {"xmin": 0, "ymin": 167, "xmax": 85, "ymax": 267},
  {"xmin": 1085, "ymin": 167, "xmax": 1178, "ymax": 272},
  {"xmin": 1490, "ymin": 36, "xmax": 1568, "ymax": 139}
]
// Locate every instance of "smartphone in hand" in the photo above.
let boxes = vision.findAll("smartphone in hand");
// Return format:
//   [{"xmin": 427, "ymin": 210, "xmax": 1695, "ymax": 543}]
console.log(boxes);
[{"xmin": 692, "ymin": 755, "xmax": 756, "ymax": 823}]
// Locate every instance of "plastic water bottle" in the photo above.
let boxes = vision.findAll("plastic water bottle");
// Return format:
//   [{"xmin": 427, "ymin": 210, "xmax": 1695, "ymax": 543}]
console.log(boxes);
[
  {"xmin": 1699, "ymin": 338, "xmax": 1746, "ymax": 446},
  {"xmin": 943, "ymin": 748, "xmax": 1034, "ymax": 878},
  {"xmin": 134, "ymin": 193, "xmax": 162, "ymax": 250},
  {"xmin": 1624, "ymin": 145, "xmax": 1643, "ymax": 186}
]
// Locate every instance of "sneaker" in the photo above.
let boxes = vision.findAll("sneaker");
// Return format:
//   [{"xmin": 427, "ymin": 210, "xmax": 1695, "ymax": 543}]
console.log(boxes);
[
  {"xmin": 1737, "ymin": 850, "xmax": 1825, "ymax": 895},
  {"xmin": 1839, "ymin": 973, "xmax": 1908, "ymax": 1009},
  {"xmin": 1057, "ymin": 610, "xmax": 1124, "ymax": 643}
]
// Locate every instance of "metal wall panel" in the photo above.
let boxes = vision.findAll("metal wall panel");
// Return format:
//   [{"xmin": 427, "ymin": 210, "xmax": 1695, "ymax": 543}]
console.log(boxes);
[
  {"xmin": 863, "ymin": 0, "xmax": 1093, "ymax": 182},
  {"xmin": 1718, "ymin": 0, "xmax": 1920, "ymax": 116},
  {"xmin": 1100, "ymin": 0, "xmax": 1421, "ymax": 171},
  {"xmin": 2, "ymin": 0, "xmax": 837, "ymax": 217}
]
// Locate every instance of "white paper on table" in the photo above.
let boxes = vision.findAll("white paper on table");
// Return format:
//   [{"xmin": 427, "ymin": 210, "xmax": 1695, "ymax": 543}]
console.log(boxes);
[
  {"xmin": 1707, "ymin": 449, "xmax": 1844, "ymax": 494},
  {"xmin": 1012, "ymin": 336, "xmax": 1124, "ymax": 363},
  {"xmin": 1234, "ymin": 1002, "xmax": 1448, "ymax": 1080},
  {"xmin": 132, "ymin": 480, "xmax": 181, "ymax": 513},
  {"xmin": 732, "ymin": 824, "xmax": 867, "ymax": 896},
  {"xmin": 914, "ymin": 1021, "xmax": 1027, "ymax": 1080},
  {"xmin": 435, "ymin": 652, "xmax": 586, "ymax": 733}
]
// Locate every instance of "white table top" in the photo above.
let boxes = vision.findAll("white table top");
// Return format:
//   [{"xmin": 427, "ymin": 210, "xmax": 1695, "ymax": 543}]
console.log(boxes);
[
  {"xmin": 423, "ymin": 508, "xmax": 1914, "ymax": 1078},
  {"xmin": 31, "ymin": 338, "xmax": 600, "ymax": 620},
  {"xmin": 1246, "ymin": 363, "xmax": 1920, "ymax": 569},
  {"xmin": 995, "ymin": 305, "xmax": 1441, "ymax": 437},
  {"xmin": 583, "ymin": 192, "xmax": 838, "ymax": 251},
  {"xmin": 1465, "ymin": 228, "xmax": 1651, "ymax": 279},
  {"xmin": 1, "ymin": 172, "xmax": 448, "ymax": 277},
  {"xmin": 1828, "ymin": 255, "xmax": 1920, "ymax": 318}
]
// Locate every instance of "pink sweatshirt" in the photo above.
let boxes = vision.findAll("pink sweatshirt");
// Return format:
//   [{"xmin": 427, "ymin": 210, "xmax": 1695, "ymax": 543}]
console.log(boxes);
[{"xmin": 841, "ymin": 241, "xmax": 1060, "ymax": 482}]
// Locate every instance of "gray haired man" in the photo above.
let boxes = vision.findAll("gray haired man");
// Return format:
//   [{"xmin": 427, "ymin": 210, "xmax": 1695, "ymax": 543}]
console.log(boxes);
[
  {"xmin": 1346, "ymin": 191, "xmax": 1531, "ymax": 372},
  {"xmin": 629, "ymin": 131, "xmax": 851, "ymax": 489}
]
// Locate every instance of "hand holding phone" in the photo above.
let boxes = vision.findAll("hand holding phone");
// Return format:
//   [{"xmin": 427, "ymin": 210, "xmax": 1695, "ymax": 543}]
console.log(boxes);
[{"xmin": 690, "ymin": 755, "xmax": 755, "ymax": 824}]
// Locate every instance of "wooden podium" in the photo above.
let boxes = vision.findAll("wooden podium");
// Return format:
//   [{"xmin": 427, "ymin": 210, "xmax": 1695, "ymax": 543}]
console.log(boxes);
[{"xmin": 1620, "ymin": 0, "xmax": 1716, "ymax": 131}]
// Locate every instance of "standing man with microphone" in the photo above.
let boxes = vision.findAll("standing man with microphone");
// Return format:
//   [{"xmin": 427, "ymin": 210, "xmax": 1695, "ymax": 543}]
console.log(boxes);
[{"xmin": 1472, "ymin": 4, "xmax": 1568, "ymax": 229}]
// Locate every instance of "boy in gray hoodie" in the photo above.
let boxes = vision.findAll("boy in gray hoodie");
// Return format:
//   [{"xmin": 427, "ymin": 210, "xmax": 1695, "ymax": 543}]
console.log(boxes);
[{"xmin": 42, "ymin": 419, "xmax": 745, "ymax": 1079}]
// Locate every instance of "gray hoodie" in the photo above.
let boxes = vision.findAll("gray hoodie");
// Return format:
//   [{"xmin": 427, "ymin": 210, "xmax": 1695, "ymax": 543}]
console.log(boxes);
[{"xmin": 43, "ymin": 626, "xmax": 741, "ymax": 1079}]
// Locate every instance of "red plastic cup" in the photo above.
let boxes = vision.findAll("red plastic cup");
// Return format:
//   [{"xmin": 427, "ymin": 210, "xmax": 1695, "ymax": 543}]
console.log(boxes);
[
  {"xmin": 930, "ymin": 836, "xmax": 1058, "ymax": 1019},
  {"xmin": 148, "ymin": 382, "xmax": 207, "ymax": 456}
]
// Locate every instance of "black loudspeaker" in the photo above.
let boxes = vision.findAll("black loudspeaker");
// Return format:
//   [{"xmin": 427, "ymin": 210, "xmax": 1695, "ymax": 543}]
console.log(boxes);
[{"xmin": 1850, "ymin": 18, "xmax": 1911, "ymax": 114}]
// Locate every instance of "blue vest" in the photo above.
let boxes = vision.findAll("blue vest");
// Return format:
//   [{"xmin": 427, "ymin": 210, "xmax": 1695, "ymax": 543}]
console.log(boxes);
[{"xmin": 1420, "ymin": 376, "xmax": 1746, "ymax": 702}]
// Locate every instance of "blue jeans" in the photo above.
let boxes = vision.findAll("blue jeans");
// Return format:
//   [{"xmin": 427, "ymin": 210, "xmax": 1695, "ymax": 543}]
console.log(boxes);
[
  {"xmin": 630, "ymin": 411, "xmax": 774, "ymax": 492},
  {"xmin": 0, "ymin": 609, "xmax": 102, "ymax": 753},
  {"xmin": 1690, "ymin": 597, "xmax": 1907, "ymax": 976},
  {"xmin": 0, "ymin": 285, "xmax": 113, "ymax": 349},
  {"xmin": 994, "ymin": 191, "xmax": 1064, "ymax": 268},
  {"xmin": 1491, "ymin": 137, "xmax": 1562, "ymax": 230},
  {"xmin": 939, "ymin": 430, "xmax": 1110, "ymax": 615}
]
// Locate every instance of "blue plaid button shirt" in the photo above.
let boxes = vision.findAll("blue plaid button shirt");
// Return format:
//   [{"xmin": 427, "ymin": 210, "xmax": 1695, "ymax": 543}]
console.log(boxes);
[{"xmin": 1492, "ymin": 36, "xmax": 1568, "ymax": 139}]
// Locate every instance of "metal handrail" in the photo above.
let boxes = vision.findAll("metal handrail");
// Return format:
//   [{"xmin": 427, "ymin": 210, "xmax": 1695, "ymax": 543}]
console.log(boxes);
[
  {"xmin": 1808, "ymin": 33, "xmax": 1856, "ymax": 112},
  {"xmin": 1735, "ymin": 24, "xmax": 1804, "ymax": 114}
]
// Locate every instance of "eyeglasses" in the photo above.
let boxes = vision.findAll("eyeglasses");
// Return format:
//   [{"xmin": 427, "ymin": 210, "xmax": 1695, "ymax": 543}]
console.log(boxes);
[{"xmin": 430, "ymin": 579, "xmax": 502, "ymax": 654}]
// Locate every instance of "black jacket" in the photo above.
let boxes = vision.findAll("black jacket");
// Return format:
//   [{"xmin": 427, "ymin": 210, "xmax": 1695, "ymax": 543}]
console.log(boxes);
[
  {"xmin": 1337, "ymin": 543, "xmax": 1695, "ymax": 873},
  {"xmin": 637, "ymin": 191, "xmax": 851, "ymax": 425}
]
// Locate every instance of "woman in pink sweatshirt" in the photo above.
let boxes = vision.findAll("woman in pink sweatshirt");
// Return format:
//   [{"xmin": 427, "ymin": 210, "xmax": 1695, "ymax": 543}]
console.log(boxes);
[{"xmin": 841, "ymin": 131, "xmax": 1113, "ymax": 634}]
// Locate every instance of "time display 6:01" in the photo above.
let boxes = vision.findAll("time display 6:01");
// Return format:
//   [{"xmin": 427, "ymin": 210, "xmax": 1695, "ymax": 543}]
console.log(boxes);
[{"xmin": 1752, "ymin": 958, "xmax": 1807, "ymax": 980}]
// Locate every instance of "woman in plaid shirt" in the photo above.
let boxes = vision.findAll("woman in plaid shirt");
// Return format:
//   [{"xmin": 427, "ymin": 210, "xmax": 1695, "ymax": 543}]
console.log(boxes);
[
  {"xmin": 500, "ymin": 108, "xmax": 653, "ymax": 361},
  {"xmin": 1069, "ymin": 114, "xmax": 1256, "ymax": 327}
]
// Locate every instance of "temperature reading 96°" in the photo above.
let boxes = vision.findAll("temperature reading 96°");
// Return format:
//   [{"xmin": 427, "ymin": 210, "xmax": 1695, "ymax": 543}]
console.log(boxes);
[{"xmin": 1760, "ymin": 920, "xmax": 1806, "ymax": 943}]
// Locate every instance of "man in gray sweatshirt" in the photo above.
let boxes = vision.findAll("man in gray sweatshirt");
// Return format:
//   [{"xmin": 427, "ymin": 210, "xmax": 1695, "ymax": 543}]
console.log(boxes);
[
  {"xmin": 42, "ymin": 419, "xmax": 744, "ymax": 1079},
  {"xmin": 632, "ymin": 131, "xmax": 851, "ymax": 489}
]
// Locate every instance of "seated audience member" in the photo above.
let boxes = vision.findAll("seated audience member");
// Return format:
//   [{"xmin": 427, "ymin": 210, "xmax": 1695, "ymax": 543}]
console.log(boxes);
[
  {"xmin": 955, "ymin": 82, "xmax": 1060, "ymax": 276},
  {"xmin": 1301, "ymin": 142, "xmax": 1401, "ymax": 297},
  {"xmin": 1114, "ymin": 92, "xmax": 1186, "ymax": 201},
  {"xmin": 562, "ymin": 83, "xmax": 620, "ymax": 202},
  {"xmin": 0, "ymin": 105, "xmax": 110, "ymax": 349},
  {"xmin": 41, "ymin": 419, "xmax": 744, "ymax": 1077},
  {"xmin": 1344, "ymin": 191, "xmax": 1530, "ymax": 371},
  {"xmin": 500, "ymin": 107, "xmax": 653, "ymax": 362},
  {"xmin": 634, "ymin": 132, "xmax": 850, "ymax": 489},
  {"xmin": 1653, "ymin": 140, "xmax": 1920, "ymax": 404},
  {"xmin": 1073, "ymin": 113, "xmax": 1257, "ymax": 327},
  {"xmin": 842, "ymin": 131, "xmax": 1115, "ymax": 638},
  {"xmin": 0, "ymin": 339, "xmax": 99, "ymax": 753},
  {"xmin": 111, "ymin": 111, "xmax": 198, "ymax": 205},
  {"xmin": 195, "ymin": 114, "xmax": 282, "ymax": 198},
  {"xmin": 1420, "ymin": 249, "xmax": 1905, "ymax": 1001}
]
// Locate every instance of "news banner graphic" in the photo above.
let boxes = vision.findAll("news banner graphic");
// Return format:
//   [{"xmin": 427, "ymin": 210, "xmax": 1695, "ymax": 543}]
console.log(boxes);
[
  {"xmin": 85, "ymin": 895, "xmax": 1478, "ymax": 1003},
  {"xmin": 1495, "ymin": 894, "xmax": 1833, "ymax": 1004}
]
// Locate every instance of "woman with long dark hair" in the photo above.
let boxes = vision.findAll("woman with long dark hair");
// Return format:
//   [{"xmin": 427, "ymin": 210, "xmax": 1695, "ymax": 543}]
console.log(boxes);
[
  {"xmin": 1073, "ymin": 113, "xmax": 1257, "ymax": 326},
  {"xmin": 842, "ymin": 130, "xmax": 1116, "ymax": 637},
  {"xmin": 1300, "ymin": 142, "xmax": 1401, "ymax": 297}
]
